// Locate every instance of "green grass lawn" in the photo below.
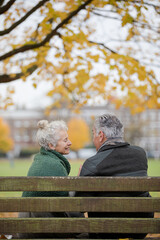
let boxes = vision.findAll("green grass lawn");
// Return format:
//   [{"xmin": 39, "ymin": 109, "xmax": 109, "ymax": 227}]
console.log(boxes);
[
  {"xmin": 148, "ymin": 160, "xmax": 160, "ymax": 176},
  {"xmin": 0, "ymin": 158, "xmax": 159, "ymax": 177},
  {"xmin": 0, "ymin": 158, "xmax": 159, "ymax": 197},
  {"xmin": 0, "ymin": 158, "xmax": 84, "ymax": 177}
]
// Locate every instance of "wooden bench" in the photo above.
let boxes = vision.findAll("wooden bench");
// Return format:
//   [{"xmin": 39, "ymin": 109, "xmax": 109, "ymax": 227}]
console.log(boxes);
[{"xmin": 0, "ymin": 176, "xmax": 160, "ymax": 239}]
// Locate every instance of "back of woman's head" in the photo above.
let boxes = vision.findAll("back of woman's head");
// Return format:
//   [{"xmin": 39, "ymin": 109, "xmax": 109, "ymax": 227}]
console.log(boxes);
[{"xmin": 36, "ymin": 120, "xmax": 67, "ymax": 150}]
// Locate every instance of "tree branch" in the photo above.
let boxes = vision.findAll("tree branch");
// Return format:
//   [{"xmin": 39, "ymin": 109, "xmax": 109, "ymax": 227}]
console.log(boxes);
[
  {"xmin": 91, "ymin": 10, "xmax": 121, "ymax": 21},
  {"xmin": 133, "ymin": 0, "xmax": 160, "ymax": 11},
  {"xmin": 0, "ymin": 73, "xmax": 23, "ymax": 83},
  {"xmin": 0, "ymin": 0, "xmax": 93, "ymax": 61},
  {"xmin": 106, "ymin": 37, "xmax": 160, "ymax": 50},
  {"xmin": 116, "ymin": 0, "xmax": 160, "ymax": 9},
  {"xmin": 89, "ymin": 40, "xmax": 117, "ymax": 54},
  {"xmin": 133, "ymin": 20, "xmax": 160, "ymax": 34},
  {"xmin": 0, "ymin": 64, "xmax": 38, "ymax": 83},
  {"xmin": 91, "ymin": 10, "xmax": 160, "ymax": 34},
  {"xmin": 90, "ymin": 41, "xmax": 160, "ymax": 84},
  {"xmin": 0, "ymin": 0, "xmax": 50, "ymax": 36},
  {"xmin": 116, "ymin": 0, "xmax": 160, "ymax": 15},
  {"xmin": 0, "ymin": 0, "xmax": 5, "ymax": 7},
  {"xmin": 0, "ymin": 0, "xmax": 16, "ymax": 14}
]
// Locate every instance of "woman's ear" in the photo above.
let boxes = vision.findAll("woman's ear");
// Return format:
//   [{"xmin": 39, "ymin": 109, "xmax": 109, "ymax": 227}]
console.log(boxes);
[{"xmin": 48, "ymin": 143, "xmax": 55, "ymax": 150}]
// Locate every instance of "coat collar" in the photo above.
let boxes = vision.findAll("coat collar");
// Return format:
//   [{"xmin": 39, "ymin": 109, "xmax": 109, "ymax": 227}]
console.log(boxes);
[
  {"xmin": 98, "ymin": 142, "xmax": 130, "ymax": 153},
  {"xmin": 40, "ymin": 147, "xmax": 71, "ymax": 174}
]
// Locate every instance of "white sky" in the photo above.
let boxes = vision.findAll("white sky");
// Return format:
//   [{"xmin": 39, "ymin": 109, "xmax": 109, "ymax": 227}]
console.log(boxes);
[{"xmin": 0, "ymin": 79, "xmax": 53, "ymax": 109}]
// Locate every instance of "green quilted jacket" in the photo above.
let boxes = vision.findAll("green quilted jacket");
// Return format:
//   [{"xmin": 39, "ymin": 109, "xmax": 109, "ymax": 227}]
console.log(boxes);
[{"xmin": 22, "ymin": 147, "xmax": 71, "ymax": 197}]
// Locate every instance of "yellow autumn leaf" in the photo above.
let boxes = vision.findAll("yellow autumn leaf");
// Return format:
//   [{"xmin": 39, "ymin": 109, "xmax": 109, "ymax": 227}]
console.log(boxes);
[
  {"xmin": 122, "ymin": 13, "xmax": 134, "ymax": 27},
  {"xmin": 33, "ymin": 83, "xmax": 37, "ymax": 88}
]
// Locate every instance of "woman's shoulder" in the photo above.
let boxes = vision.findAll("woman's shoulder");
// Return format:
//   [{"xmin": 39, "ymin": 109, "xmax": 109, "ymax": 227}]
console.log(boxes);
[
  {"xmin": 28, "ymin": 157, "xmax": 64, "ymax": 177},
  {"xmin": 35, "ymin": 150, "xmax": 66, "ymax": 168}
]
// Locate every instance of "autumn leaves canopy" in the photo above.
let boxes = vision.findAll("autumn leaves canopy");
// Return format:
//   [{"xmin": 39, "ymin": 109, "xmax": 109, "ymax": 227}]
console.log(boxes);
[{"xmin": 0, "ymin": 0, "xmax": 159, "ymax": 113}]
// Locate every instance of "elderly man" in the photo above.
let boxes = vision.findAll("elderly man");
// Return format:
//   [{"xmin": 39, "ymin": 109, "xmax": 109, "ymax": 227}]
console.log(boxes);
[{"xmin": 77, "ymin": 113, "xmax": 153, "ymax": 239}]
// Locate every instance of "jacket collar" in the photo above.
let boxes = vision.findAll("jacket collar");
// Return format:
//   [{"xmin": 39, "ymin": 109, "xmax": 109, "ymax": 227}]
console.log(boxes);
[
  {"xmin": 98, "ymin": 142, "xmax": 130, "ymax": 153},
  {"xmin": 40, "ymin": 147, "xmax": 71, "ymax": 174}
]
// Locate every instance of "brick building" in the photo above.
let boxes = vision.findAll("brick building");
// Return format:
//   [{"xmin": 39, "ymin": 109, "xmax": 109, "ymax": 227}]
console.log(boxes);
[{"xmin": 0, "ymin": 105, "xmax": 160, "ymax": 159}]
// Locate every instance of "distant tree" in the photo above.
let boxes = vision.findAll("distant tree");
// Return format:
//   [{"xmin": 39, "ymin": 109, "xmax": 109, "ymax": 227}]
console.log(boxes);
[
  {"xmin": 0, "ymin": 0, "xmax": 159, "ymax": 113},
  {"xmin": 68, "ymin": 117, "xmax": 90, "ymax": 156},
  {"xmin": 0, "ymin": 117, "xmax": 14, "ymax": 152}
]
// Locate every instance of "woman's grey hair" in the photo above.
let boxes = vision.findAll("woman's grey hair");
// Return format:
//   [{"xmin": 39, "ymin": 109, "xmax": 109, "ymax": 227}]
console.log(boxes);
[
  {"xmin": 36, "ymin": 120, "xmax": 68, "ymax": 150},
  {"xmin": 94, "ymin": 113, "xmax": 124, "ymax": 139}
]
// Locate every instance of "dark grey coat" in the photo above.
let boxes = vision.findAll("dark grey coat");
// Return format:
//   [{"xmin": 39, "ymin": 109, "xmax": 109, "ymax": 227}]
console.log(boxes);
[{"xmin": 76, "ymin": 142, "xmax": 153, "ymax": 239}]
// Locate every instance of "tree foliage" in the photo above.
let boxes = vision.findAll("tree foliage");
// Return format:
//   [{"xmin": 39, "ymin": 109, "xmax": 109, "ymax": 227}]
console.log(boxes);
[
  {"xmin": 0, "ymin": 117, "xmax": 14, "ymax": 152},
  {"xmin": 0, "ymin": 0, "xmax": 159, "ymax": 113},
  {"xmin": 68, "ymin": 117, "xmax": 90, "ymax": 152}
]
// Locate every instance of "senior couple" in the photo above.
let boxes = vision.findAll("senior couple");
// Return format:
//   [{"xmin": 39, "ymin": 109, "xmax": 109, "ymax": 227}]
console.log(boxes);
[{"xmin": 18, "ymin": 113, "xmax": 153, "ymax": 239}]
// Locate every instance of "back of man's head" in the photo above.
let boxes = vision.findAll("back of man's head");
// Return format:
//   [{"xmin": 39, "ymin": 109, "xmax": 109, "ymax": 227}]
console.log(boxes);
[{"xmin": 94, "ymin": 113, "xmax": 124, "ymax": 139}]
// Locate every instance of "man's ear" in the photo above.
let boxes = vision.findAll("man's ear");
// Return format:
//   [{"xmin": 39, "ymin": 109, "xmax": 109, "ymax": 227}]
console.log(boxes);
[{"xmin": 99, "ymin": 131, "xmax": 106, "ymax": 142}]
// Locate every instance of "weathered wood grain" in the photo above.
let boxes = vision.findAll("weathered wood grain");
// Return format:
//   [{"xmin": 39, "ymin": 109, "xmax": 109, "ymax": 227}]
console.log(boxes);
[
  {"xmin": 1, "ymin": 218, "xmax": 160, "ymax": 234},
  {"xmin": 0, "ymin": 176, "xmax": 160, "ymax": 238},
  {"xmin": 0, "ymin": 177, "xmax": 160, "ymax": 191},
  {"xmin": 0, "ymin": 197, "xmax": 160, "ymax": 212}
]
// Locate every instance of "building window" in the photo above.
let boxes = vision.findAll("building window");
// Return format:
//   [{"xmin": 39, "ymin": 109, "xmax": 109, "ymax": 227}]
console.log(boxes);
[
  {"xmin": 14, "ymin": 120, "xmax": 22, "ymax": 128},
  {"xmin": 24, "ymin": 121, "xmax": 30, "ymax": 127}
]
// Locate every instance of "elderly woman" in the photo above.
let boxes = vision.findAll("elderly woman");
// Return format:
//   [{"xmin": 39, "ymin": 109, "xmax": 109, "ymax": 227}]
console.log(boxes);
[{"xmin": 17, "ymin": 119, "xmax": 73, "ymax": 239}]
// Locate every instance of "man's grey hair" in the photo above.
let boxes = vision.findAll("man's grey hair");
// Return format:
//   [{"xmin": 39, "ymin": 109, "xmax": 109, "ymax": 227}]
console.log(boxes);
[
  {"xmin": 36, "ymin": 120, "xmax": 68, "ymax": 150},
  {"xmin": 94, "ymin": 113, "xmax": 124, "ymax": 139}
]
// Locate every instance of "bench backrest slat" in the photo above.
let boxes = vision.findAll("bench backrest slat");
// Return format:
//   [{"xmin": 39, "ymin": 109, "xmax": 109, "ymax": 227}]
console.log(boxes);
[
  {"xmin": 0, "ymin": 177, "xmax": 160, "ymax": 191},
  {"xmin": 0, "ymin": 197, "xmax": 160, "ymax": 212},
  {"xmin": 1, "ymin": 218, "xmax": 160, "ymax": 234}
]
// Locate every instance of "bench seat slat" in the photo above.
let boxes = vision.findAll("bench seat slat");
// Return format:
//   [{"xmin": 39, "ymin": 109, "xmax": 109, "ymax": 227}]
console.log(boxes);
[
  {"xmin": 1, "ymin": 218, "xmax": 160, "ymax": 234},
  {"xmin": 0, "ymin": 197, "xmax": 160, "ymax": 212},
  {"xmin": 0, "ymin": 177, "xmax": 160, "ymax": 192}
]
